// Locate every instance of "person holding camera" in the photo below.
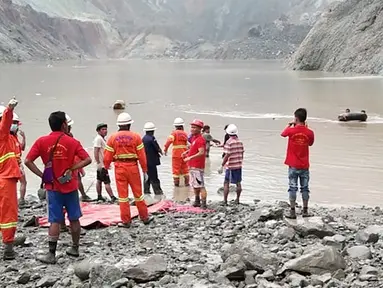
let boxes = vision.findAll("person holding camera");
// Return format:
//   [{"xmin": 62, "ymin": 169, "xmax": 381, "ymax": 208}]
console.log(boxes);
[{"xmin": 25, "ymin": 111, "xmax": 91, "ymax": 264}]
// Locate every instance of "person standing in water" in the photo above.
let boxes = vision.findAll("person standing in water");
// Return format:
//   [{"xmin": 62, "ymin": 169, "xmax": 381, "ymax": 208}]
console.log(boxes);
[
  {"xmin": 10, "ymin": 113, "xmax": 28, "ymax": 207},
  {"xmin": 281, "ymin": 108, "xmax": 314, "ymax": 219},
  {"xmin": 183, "ymin": 119, "xmax": 207, "ymax": 208},
  {"xmin": 142, "ymin": 122, "xmax": 164, "ymax": 196},
  {"xmin": 218, "ymin": 124, "xmax": 244, "ymax": 205},
  {"xmin": 93, "ymin": 123, "xmax": 117, "ymax": 202},
  {"xmin": 104, "ymin": 112, "xmax": 153, "ymax": 228},
  {"xmin": 202, "ymin": 125, "xmax": 220, "ymax": 158},
  {"xmin": 164, "ymin": 117, "xmax": 189, "ymax": 187}
]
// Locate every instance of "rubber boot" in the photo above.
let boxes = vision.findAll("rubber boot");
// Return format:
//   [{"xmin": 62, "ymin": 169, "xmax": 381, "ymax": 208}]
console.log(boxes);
[
  {"xmin": 37, "ymin": 252, "xmax": 56, "ymax": 264},
  {"xmin": 144, "ymin": 180, "xmax": 151, "ymax": 195},
  {"xmin": 153, "ymin": 183, "xmax": 163, "ymax": 196},
  {"xmin": 143, "ymin": 216, "xmax": 154, "ymax": 225},
  {"xmin": 173, "ymin": 178, "xmax": 180, "ymax": 187},
  {"xmin": 66, "ymin": 245, "xmax": 79, "ymax": 257},
  {"xmin": 201, "ymin": 199, "xmax": 207, "ymax": 210},
  {"xmin": 192, "ymin": 196, "xmax": 201, "ymax": 207},
  {"xmin": 3, "ymin": 243, "xmax": 16, "ymax": 260}
]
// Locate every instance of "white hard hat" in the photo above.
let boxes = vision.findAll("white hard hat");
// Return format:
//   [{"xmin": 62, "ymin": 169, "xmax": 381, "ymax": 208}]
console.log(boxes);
[
  {"xmin": 226, "ymin": 124, "xmax": 238, "ymax": 135},
  {"xmin": 66, "ymin": 114, "xmax": 74, "ymax": 126},
  {"xmin": 0, "ymin": 106, "xmax": 6, "ymax": 118},
  {"xmin": 143, "ymin": 122, "xmax": 156, "ymax": 131},
  {"xmin": 117, "ymin": 112, "xmax": 134, "ymax": 126},
  {"xmin": 173, "ymin": 117, "xmax": 185, "ymax": 126},
  {"xmin": 13, "ymin": 113, "xmax": 20, "ymax": 122}
]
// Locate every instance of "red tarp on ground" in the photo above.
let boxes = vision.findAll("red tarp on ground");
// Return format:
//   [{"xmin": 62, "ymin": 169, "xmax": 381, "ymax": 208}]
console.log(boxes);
[{"xmin": 38, "ymin": 200, "xmax": 214, "ymax": 229}]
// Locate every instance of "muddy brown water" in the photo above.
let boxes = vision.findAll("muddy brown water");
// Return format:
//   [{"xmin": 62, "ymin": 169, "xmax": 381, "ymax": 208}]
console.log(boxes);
[{"xmin": 2, "ymin": 60, "xmax": 383, "ymax": 206}]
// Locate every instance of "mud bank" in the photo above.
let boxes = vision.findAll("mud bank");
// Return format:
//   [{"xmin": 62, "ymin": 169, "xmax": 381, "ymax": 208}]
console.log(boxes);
[{"xmin": 2, "ymin": 195, "xmax": 383, "ymax": 288}]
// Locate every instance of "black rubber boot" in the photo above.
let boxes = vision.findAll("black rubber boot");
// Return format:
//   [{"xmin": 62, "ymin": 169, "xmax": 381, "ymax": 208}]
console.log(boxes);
[{"xmin": 3, "ymin": 243, "xmax": 16, "ymax": 260}]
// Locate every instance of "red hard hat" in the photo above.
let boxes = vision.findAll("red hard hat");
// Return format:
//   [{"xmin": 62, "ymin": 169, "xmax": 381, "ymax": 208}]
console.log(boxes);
[{"xmin": 191, "ymin": 119, "xmax": 204, "ymax": 128}]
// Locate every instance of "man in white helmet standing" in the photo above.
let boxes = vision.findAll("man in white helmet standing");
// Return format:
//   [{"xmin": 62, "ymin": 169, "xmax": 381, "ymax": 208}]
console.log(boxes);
[
  {"xmin": 164, "ymin": 117, "xmax": 189, "ymax": 187},
  {"xmin": 0, "ymin": 98, "xmax": 21, "ymax": 260},
  {"xmin": 142, "ymin": 122, "xmax": 163, "ymax": 196},
  {"xmin": 104, "ymin": 112, "xmax": 153, "ymax": 227},
  {"xmin": 218, "ymin": 124, "xmax": 245, "ymax": 205}
]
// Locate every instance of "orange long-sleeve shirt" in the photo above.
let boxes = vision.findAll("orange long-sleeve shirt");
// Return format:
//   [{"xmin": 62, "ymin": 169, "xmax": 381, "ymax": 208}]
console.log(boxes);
[
  {"xmin": 164, "ymin": 130, "xmax": 188, "ymax": 158},
  {"xmin": 104, "ymin": 130, "xmax": 148, "ymax": 173},
  {"xmin": 0, "ymin": 107, "xmax": 21, "ymax": 179}
]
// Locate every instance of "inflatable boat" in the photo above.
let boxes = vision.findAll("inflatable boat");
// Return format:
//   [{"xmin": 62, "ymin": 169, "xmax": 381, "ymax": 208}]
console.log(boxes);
[{"xmin": 338, "ymin": 112, "xmax": 367, "ymax": 122}]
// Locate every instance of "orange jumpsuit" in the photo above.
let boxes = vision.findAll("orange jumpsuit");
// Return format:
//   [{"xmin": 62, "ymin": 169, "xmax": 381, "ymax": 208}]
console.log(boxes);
[
  {"xmin": 104, "ymin": 130, "xmax": 149, "ymax": 223},
  {"xmin": 164, "ymin": 129, "xmax": 189, "ymax": 186},
  {"xmin": 0, "ymin": 108, "xmax": 21, "ymax": 243}
]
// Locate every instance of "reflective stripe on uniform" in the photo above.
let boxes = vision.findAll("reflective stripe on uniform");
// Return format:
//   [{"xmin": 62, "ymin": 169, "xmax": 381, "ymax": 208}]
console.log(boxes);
[
  {"xmin": 136, "ymin": 143, "xmax": 144, "ymax": 150},
  {"xmin": 168, "ymin": 135, "xmax": 175, "ymax": 140},
  {"xmin": 0, "ymin": 222, "xmax": 17, "ymax": 229},
  {"xmin": 173, "ymin": 145, "xmax": 187, "ymax": 149},
  {"xmin": 134, "ymin": 195, "xmax": 145, "ymax": 202},
  {"xmin": 0, "ymin": 152, "xmax": 16, "ymax": 163},
  {"xmin": 115, "ymin": 153, "xmax": 138, "ymax": 159},
  {"xmin": 119, "ymin": 197, "xmax": 129, "ymax": 203},
  {"xmin": 105, "ymin": 145, "xmax": 114, "ymax": 152}
]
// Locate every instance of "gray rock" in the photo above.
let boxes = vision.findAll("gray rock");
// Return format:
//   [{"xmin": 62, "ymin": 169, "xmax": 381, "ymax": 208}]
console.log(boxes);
[
  {"xmin": 111, "ymin": 278, "xmax": 130, "ymax": 288},
  {"xmin": 260, "ymin": 269, "xmax": 275, "ymax": 281},
  {"xmin": 121, "ymin": 254, "xmax": 167, "ymax": 283},
  {"xmin": 258, "ymin": 207, "xmax": 284, "ymax": 222},
  {"xmin": 275, "ymin": 227, "xmax": 296, "ymax": 241},
  {"xmin": 36, "ymin": 276, "xmax": 59, "ymax": 287},
  {"xmin": 285, "ymin": 217, "xmax": 335, "ymax": 239},
  {"xmin": 359, "ymin": 265, "xmax": 378, "ymax": 281},
  {"xmin": 221, "ymin": 240, "xmax": 279, "ymax": 273},
  {"xmin": 287, "ymin": 0, "xmax": 383, "ymax": 75},
  {"xmin": 220, "ymin": 254, "xmax": 246, "ymax": 281},
  {"xmin": 356, "ymin": 225, "xmax": 383, "ymax": 244},
  {"xmin": 74, "ymin": 258, "xmax": 104, "ymax": 281},
  {"xmin": 244, "ymin": 270, "xmax": 257, "ymax": 285},
  {"xmin": 17, "ymin": 272, "xmax": 31, "ymax": 284},
  {"xmin": 159, "ymin": 275, "xmax": 172, "ymax": 285},
  {"xmin": 257, "ymin": 279, "xmax": 284, "ymax": 288},
  {"xmin": 347, "ymin": 245, "xmax": 372, "ymax": 260},
  {"xmin": 61, "ymin": 278, "xmax": 71, "ymax": 287},
  {"xmin": 265, "ymin": 220, "xmax": 278, "ymax": 229},
  {"xmin": 287, "ymin": 272, "xmax": 309, "ymax": 287},
  {"xmin": 322, "ymin": 234, "xmax": 346, "ymax": 250},
  {"xmin": 90, "ymin": 264, "xmax": 123, "ymax": 287},
  {"xmin": 332, "ymin": 269, "xmax": 346, "ymax": 280},
  {"xmin": 311, "ymin": 273, "xmax": 332, "ymax": 286},
  {"xmin": 278, "ymin": 246, "xmax": 346, "ymax": 275}
]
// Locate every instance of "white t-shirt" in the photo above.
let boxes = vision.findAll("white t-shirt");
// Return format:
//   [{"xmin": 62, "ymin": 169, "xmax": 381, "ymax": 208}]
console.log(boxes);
[{"xmin": 93, "ymin": 134, "xmax": 106, "ymax": 167}]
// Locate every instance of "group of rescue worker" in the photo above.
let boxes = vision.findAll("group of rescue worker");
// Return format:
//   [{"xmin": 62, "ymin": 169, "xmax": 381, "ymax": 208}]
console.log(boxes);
[{"xmin": 0, "ymin": 97, "xmax": 246, "ymax": 262}]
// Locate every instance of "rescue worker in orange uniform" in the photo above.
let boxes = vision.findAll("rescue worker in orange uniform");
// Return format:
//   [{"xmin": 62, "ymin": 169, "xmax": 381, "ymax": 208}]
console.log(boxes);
[
  {"xmin": 0, "ymin": 98, "xmax": 21, "ymax": 260},
  {"xmin": 11, "ymin": 113, "xmax": 28, "ymax": 207},
  {"xmin": 164, "ymin": 117, "xmax": 189, "ymax": 187},
  {"xmin": 104, "ymin": 112, "xmax": 154, "ymax": 228}
]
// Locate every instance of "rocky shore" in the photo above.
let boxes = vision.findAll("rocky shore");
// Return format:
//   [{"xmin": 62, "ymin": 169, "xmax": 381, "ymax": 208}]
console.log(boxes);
[{"xmin": 2, "ymin": 194, "xmax": 383, "ymax": 288}]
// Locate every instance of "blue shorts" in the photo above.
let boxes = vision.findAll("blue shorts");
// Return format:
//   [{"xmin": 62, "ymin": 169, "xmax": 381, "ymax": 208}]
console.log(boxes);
[
  {"xmin": 47, "ymin": 190, "xmax": 82, "ymax": 223},
  {"xmin": 224, "ymin": 168, "xmax": 242, "ymax": 184}
]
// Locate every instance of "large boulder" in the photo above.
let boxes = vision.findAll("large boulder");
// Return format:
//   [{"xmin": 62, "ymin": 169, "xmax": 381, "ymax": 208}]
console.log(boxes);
[
  {"xmin": 116, "ymin": 254, "xmax": 167, "ymax": 283},
  {"xmin": 90, "ymin": 263, "xmax": 124, "ymax": 287},
  {"xmin": 278, "ymin": 246, "xmax": 346, "ymax": 275},
  {"xmin": 346, "ymin": 245, "xmax": 372, "ymax": 260},
  {"xmin": 221, "ymin": 240, "xmax": 279, "ymax": 273},
  {"xmin": 356, "ymin": 225, "xmax": 383, "ymax": 244},
  {"xmin": 284, "ymin": 216, "xmax": 335, "ymax": 238},
  {"xmin": 219, "ymin": 254, "xmax": 246, "ymax": 281}
]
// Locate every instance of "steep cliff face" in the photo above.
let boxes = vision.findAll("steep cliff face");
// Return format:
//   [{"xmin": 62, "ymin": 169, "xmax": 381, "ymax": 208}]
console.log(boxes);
[
  {"xmin": 0, "ymin": 0, "xmax": 121, "ymax": 62},
  {"xmin": 288, "ymin": 0, "xmax": 383, "ymax": 74},
  {"xmin": 2, "ymin": 0, "xmax": 333, "ymax": 62}
]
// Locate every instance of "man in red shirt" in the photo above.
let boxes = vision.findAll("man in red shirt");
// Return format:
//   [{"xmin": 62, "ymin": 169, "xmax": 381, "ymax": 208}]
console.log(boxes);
[
  {"xmin": 25, "ymin": 111, "xmax": 91, "ymax": 264},
  {"xmin": 183, "ymin": 119, "xmax": 207, "ymax": 209},
  {"xmin": 281, "ymin": 108, "xmax": 314, "ymax": 219}
]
